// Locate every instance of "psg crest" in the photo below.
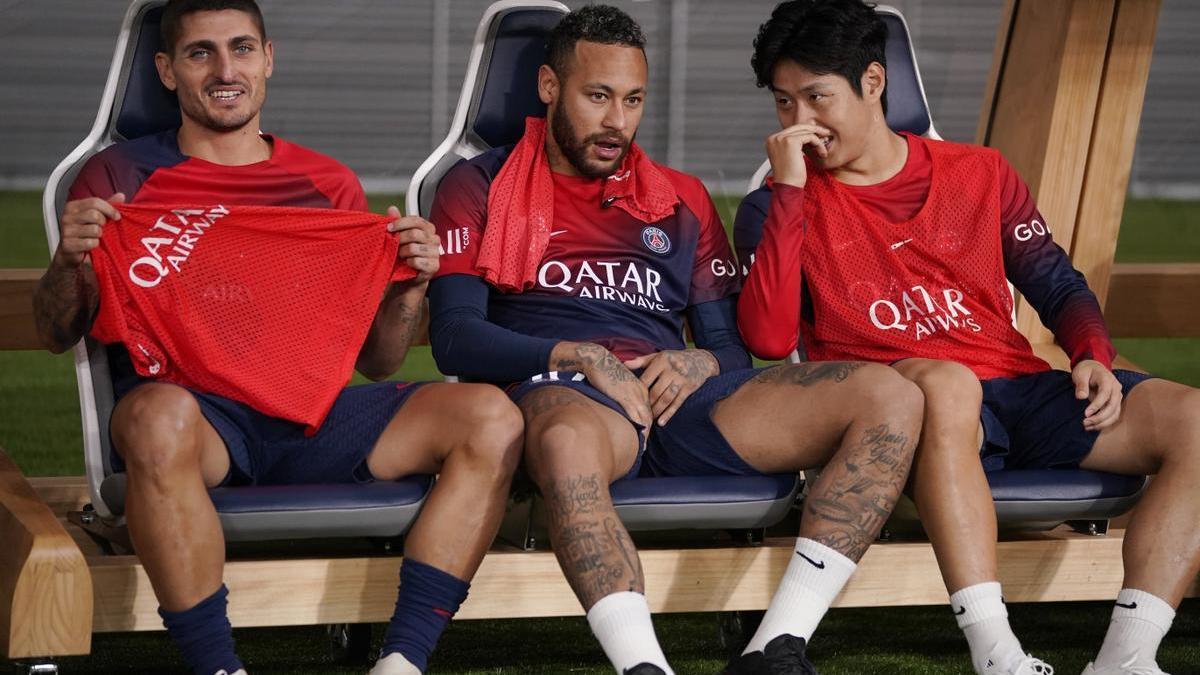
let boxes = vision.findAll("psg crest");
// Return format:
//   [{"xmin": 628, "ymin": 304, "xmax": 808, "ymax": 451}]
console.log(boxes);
[{"xmin": 641, "ymin": 226, "xmax": 671, "ymax": 255}]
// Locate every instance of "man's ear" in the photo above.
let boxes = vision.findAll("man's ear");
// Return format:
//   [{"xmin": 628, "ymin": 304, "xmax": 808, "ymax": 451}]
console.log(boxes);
[
  {"xmin": 263, "ymin": 39, "xmax": 274, "ymax": 79},
  {"xmin": 537, "ymin": 64, "xmax": 559, "ymax": 105},
  {"xmin": 861, "ymin": 61, "xmax": 886, "ymax": 104},
  {"xmin": 154, "ymin": 51, "xmax": 177, "ymax": 92}
]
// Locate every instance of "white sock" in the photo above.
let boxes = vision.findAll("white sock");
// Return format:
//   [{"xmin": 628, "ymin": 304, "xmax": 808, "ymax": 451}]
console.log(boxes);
[
  {"xmin": 586, "ymin": 591, "xmax": 674, "ymax": 675},
  {"xmin": 950, "ymin": 581, "xmax": 1025, "ymax": 674},
  {"xmin": 368, "ymin": 652, "xmax": 420, "ymax": 675},
  {"xmin": 1092, "ymin": 588, "xmax": 1175, "ymax": 670},
  {"xmin": 743, "ymin": 537, "xmax": 856, "ymax": 653}
]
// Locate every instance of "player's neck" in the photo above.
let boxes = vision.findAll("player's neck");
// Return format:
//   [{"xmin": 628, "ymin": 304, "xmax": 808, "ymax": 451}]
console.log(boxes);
[
  {"xmin": 176, "ymin": 117, "xmax": 272, "ymax": 166},
  {"xmin": 829, "ymin": 123, "xmax": 908, "ymax": 187},
  {"xmin": 543, "ymin": 133, "xmax": 582, "ymax": 178}
]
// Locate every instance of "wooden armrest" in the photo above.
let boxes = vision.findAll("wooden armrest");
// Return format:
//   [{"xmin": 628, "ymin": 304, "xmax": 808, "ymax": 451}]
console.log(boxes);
[{"xmin": 0, "ymin": 445, "xmax": 92, "ymax": 658}]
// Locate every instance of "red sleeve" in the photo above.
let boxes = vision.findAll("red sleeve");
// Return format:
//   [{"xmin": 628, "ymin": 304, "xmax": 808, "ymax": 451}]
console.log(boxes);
[
  {"xmin": 998, "ymin": 156, "xmax": 1116, "ymax": 369},
  {"xmin": 736, "ymin": 184, "xmax": 806, "ymax": 360},
  {"xmin": 68, "ymin": 154, "xmax": 120, "ymax": 201},
  {"xmin": 675, "ymin": 175, "xmax": 740, "ymax": 306},
  {"xmin": 314, "ymin": 163, "xmax": 369, "ymax": 212},
  {"xmin": 429, "ymin": 161, "xmax": 489, "ymax": 278}
]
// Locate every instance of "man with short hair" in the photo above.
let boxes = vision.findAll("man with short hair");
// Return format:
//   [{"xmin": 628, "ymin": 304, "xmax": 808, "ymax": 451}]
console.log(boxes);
[
  {"xmin": 34, "ymin": 2, "xmax": 522, "ymax": 673},
  {"xmin": 428, "ymin": 5, "xmax": 924, "ymax": 673},
  {"xmin": 736, "ymin": 2, "xmax": 1200, "ymax": 674}
]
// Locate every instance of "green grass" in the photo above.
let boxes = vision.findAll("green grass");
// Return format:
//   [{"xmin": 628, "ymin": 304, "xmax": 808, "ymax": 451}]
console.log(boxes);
[{"xmin": 5, "ymin": 193, "xmax": 1200, "ymax": 673}]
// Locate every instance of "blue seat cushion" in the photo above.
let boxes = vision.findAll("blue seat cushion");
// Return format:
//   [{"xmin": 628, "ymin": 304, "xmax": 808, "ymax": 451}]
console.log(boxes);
[
  {"xmin": 986, "ymin": 469, "xmax": 1145, "ymax": 502},
  {"xmin": 209, "ymin": 476, "xmax": 434, "ymax": 514},
  {"xmin": 610, "ymin": 474, "xmax": 798, "ymax": 506}
]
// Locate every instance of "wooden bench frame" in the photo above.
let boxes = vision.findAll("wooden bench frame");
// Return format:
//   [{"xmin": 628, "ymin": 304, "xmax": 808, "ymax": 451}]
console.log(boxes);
[{"xmin": 5, "ymin": 0, "xmax": 1195, "ymax": 662}]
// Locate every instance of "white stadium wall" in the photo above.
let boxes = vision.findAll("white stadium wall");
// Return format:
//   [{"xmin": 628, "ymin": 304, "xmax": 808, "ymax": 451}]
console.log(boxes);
[{"xmin": 0, "ymin": 0, "xmax": 1194, "ymax": 197}]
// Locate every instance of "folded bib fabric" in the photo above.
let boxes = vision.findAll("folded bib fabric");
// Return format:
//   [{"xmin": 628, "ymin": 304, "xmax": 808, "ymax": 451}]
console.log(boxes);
[{"xmin": 90, "ymin": 203, "xmax": 414, "ymax": 432}]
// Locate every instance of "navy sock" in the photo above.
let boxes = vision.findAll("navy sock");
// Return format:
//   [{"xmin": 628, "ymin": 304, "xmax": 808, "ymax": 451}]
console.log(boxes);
[
  {"xmin": 380, "ymin": 559, "xmax": 470, "ymax": 671},
  {"xmin": 158, "ymin": 584, "xmax": 243, "ymax": 675}
]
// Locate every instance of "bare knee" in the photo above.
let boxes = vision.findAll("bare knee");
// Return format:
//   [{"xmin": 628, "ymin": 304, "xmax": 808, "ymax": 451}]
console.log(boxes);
[
  {"xmin": 1150, "ymin": 388, "xmax": 1200, "ymax": 469},
  {"xmin": 456, "ymin": 385, "xmax": 524, "ymax": 479},
  {"xmin": 903, "ymin": 360, "xmax": 982, "ymax": 411},
  {"xmin": 110, "ymin": 383, "xmax": 205, "ymax": 479},
  {"xmin": 847, "ymin": 362, "xmax": 926, "ymax": 426},
  {"xmin": 527, "ymin": 412, "xmax": 626, "ymax": 500}
]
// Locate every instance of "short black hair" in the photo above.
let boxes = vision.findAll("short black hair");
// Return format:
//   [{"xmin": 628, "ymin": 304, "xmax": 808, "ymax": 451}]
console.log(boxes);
[
  {"xmin": 752, "ymin": 0, "xmax": 888, "ymax": 114},
  {"xmin": 160, "ymin": 0, "xmax": 267, "ymax": 54},
  {"xmin": 546, "ymin": 4, "xmax": 646, "ymax": 77}
]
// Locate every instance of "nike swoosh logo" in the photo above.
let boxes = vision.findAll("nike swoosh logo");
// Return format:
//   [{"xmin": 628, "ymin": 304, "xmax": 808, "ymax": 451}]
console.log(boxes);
[
  {"xmin": 796, "ymin": 551, "xmax": 825, "ymax": 569},
  {"xmin": 550, "ymin": 230, "xmax": 568, "ymax": 238},
  {"xmin": 953, "ymin": 606, "xmax": 967, "ymax": 616},
  {"xmin": 890, "ymin": 238, "xmax": 913, "ymax": 250},
  {"xmin": 1115, "ymin": 601, "xmax": 1138, "ymax": 610}
]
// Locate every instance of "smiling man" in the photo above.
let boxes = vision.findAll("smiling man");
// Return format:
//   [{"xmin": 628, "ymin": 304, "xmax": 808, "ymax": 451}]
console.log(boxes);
[
  {"xmin": 33, "ymin": 2, "xmax": 524, "ymax": 674},
  {"xmin": 735, "ymin": 2, "xmax": 1200, "ymax": 674},
  {"xmin": 427, "ymin": 5, "xmax": 924, "ymax": 674}
]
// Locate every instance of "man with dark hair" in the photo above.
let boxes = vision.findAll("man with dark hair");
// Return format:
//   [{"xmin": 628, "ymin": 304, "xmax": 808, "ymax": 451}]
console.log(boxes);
[
  {"xmin": 428, "ymin": 4, "xmax": 923, "ymax": 673},
  {"xmin": 736, "ymin": 1, "xmax": 1200, "ymax": 674},
  {"xmin": 34, "ymin": 2, "xmax": 522, "ymax": 674}
]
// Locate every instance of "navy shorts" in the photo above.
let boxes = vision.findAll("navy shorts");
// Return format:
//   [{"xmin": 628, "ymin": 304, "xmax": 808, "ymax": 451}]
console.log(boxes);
[
  {"xmin": 979, "ymin": 368, "xmax": 1152, "ymax": 471},
  {"xmin": 641, "ymin": 367, "xmax": 768, "ymax": 478},
  {"xmin": 507, "ymin": 367, "xmax": 768, "ymax": 481},
  {"xmin": 109, "ymin": 380, "xmax": 428, "ymax": 486}
]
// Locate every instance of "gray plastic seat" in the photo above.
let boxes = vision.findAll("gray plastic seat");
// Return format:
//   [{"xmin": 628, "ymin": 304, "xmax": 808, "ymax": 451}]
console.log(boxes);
[{"xmin": 43, "ymin": 0, "xmax": 433, "ymax": 542}]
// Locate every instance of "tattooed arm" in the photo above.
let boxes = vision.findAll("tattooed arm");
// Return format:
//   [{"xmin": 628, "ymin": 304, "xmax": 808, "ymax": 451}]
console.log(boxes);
[
  {"xmin": 357, "ymin": 282, "xmax": 427, "ymax": 380},
  {"xmin": 356, "ymin": 210, "xmax": 439, "ymax": 380},
  {"xmin": 549, "ymin": 341, "xmax": 652, "ymax": 428},
  {"xmin": 34, "ymin": 195, "xmax": 125, "ymax": 353}
]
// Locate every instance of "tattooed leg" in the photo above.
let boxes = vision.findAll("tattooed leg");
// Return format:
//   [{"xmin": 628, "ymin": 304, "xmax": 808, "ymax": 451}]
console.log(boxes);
[
  {"xmin": 546, "ymin": 475, "xmax": 644, "ymax": 606},
  {"xmin": 714, "ymin": 361, "xmax": 923, "ymax": 561},
  {"xmin": 519, "ymin": 386, "xmax": 643, "ymax": 609},
  {"xmin": 801, "ymin": 423, "xmax": 915, "ymax": 560}
]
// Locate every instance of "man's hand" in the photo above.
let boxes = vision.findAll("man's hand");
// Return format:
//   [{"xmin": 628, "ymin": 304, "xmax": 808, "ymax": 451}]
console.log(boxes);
[
  {"xmin": 624, "ymin": 349, "xmax": 719, "ymax": 426},
  {"xmin": 56, "ymin": 193, "xmax": 125, "ymax": 267},
  {"xmin": 1072, "ymin": 359, "xmax": 1123, "ymax": 431},
  {"xmin": 550, "ymin": 342, "xmax": 651, "ymax": 428},
  {"xmin": 766, "ymin": 124, "xmax": 831, "ymax": 189},
  {"xmin": 386, "ymin": 205, "xmax": 439, "ymax": 284}
]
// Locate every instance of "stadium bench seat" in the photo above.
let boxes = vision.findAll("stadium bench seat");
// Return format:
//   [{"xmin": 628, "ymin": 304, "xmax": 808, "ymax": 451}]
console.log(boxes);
[
  {"xmin": 746, "ymin": 5, "xmax": 1146, "ymax": 532},
  {"xmin": 408, "ymin": 0, "xmax": 802, "ymax": 535},
  {"xmin": 42, "ymin": 0, "xmax": 433, "ymax": 542}
]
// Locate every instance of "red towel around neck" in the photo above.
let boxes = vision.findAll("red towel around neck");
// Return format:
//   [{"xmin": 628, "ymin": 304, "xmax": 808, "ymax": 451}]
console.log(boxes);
[{"xmin": 478, "ymin": 116, "xmax": 679, "ymax": 292}]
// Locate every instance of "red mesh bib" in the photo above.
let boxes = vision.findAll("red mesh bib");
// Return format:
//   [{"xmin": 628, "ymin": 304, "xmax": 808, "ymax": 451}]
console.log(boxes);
[
  {"xmin": 800, "ymin": 139, "xmax": 1049, "ymax": 379},
  {"xmin": 90, "ymin": 203, "xmax": 412, "ymax": 432}
]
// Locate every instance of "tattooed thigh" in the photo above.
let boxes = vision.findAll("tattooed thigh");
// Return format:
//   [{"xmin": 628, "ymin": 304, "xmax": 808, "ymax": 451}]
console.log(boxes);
[
  {"xmin": 518, "ymin": 385, "xmax": 600, "ymax": 424},
  {"xmin": 750, "ymin": 361, "xmax": 866, "ymax": 387}
]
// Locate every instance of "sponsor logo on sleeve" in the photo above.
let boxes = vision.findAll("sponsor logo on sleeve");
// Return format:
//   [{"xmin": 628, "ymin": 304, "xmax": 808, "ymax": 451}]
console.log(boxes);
[{"xmin": 439, "ymin": 226, "xmax": 471, "ymax": 255}]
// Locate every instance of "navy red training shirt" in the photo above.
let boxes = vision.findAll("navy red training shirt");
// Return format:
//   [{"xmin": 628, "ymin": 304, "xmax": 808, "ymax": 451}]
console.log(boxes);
[
  {"xmin": 69, "ymin": 129, "xmax": 368, "ymax": 211},
  {"xmin": 69, "ymin": 129, "xmax": 392, "ymax": 425},
  {"xmin": 735, "ymin": 133, "xmax": 1115, "ymax": 378},
  {"xmin": 431, "ymin": 145, "xmax": 742, "ymax": 364}
]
